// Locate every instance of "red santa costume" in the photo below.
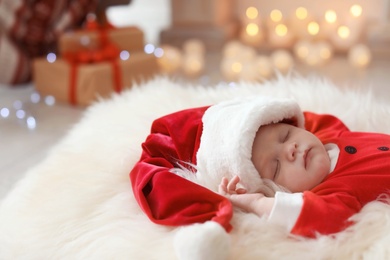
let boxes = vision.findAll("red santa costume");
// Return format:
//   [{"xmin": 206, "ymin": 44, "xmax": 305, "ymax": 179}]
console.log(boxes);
[
  {"xmin": 130, "ymin": 96, "xmax": 390, "ymax": 243},
  {"xmin": 270, "ymin": 111, "xmax": 390, "ymax": 237},
  {"xmin": 130, "ymin": 96, "xmax": 304, "ymax": 234}
]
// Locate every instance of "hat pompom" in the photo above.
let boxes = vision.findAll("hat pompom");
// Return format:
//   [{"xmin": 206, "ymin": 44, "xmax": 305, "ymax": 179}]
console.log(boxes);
[
  {"xmin": 196, "ymin": 96, "xmax": 304, "ymax": 193},
  {"xmin": 173, "ymin": 221, "xmax": 230, "ymax": 260}
]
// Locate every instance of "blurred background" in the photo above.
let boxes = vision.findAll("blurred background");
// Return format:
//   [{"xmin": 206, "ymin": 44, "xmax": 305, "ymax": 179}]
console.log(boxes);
[{"xmin": 0, "ymin": 0, "xmax": 389, "ymax": 198}]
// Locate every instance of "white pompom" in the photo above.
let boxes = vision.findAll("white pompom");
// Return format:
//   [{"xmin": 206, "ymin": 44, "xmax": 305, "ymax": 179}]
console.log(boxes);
[{"xmin": 173, "ymin": 221, "xmax": 231, "ymax": 260}]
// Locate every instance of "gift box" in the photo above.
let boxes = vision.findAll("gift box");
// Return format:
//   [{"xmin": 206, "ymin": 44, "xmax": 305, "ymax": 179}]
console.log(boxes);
[
  {"xmin": 58, "ymin": 26, "xmax": 145, "ymax": 54},
  {"xmin": 33, "ymin": 52, "xmax": 159, "ymax": 106},
  {"xmin": 171, "ymin": 0, "xmax": 235, "ymax": 26}
]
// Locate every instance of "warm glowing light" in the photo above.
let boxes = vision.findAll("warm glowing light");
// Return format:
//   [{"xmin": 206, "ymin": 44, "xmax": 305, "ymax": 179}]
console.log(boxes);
[
  {"xmin": 348, "ymin": 44, "xmax": 371, "ymax": 68},
  {"xmin": 246, "ymin": 7, "xmax": 258, "ymax": 19},
  {"xmin": 325, "ymin": 10, "xmax": 337, "ymax": 23},
  {"xmin": 337, "ymin": 26, "xmax": 350, "ymax": 39},
  {"xmin": 275, "ymin": 24, "xmax": 288, "ymax": 36},
  {"xmin": 307, "ymin": 22, "xmax": 320, "ymax": 36},
  {"xmin": 320, "ymin": 48, "xmax": 331, "ymax": 60},
  {"xmin": 270, "ymin": 9, "xmax": 283, "ymax": 22},
  {"xmin": 296, "ymin": 46, "xmax": 309, "ymax": 59},
  {"xmin": 231, "ymin": 62, "xmax": 243, "ymax": 73},
  {"xmin": 350, "ymin": 4, "xmax": 362, "ymax": 17},
  {"xmin": 296, "ymin": 7, "xmax": 308, "ymax": 20},
  {"xmin": 246, "ymin": 23, "xmax": 259, "ymax": 36}
]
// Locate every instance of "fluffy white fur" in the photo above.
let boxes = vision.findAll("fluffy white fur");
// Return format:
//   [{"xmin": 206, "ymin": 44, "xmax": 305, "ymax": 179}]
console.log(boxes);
[
  {"xmin": 197, "ymin": 96, "xmax": 305, "ymax": 194},
  {"xmin": 1, "ymin": 76, "xmax": 390, "ymax": 259}
]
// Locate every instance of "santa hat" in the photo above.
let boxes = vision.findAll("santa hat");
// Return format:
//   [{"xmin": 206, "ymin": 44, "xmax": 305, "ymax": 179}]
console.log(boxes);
[{"xmin": 196, "ymin": 96, "xmax": 305, "ymax": 194}]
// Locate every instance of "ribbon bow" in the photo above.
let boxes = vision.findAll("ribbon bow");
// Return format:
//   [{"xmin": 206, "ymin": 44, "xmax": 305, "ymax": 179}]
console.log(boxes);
[{"xmin": 64, "ymin": 19, "xmax": 123, "ymax": 105}]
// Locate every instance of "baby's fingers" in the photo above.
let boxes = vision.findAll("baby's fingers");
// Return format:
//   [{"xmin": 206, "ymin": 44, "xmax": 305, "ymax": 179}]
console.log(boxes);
[{"xmin": 227, "ymin": 175, "xmax": 240, "ymax": 192}]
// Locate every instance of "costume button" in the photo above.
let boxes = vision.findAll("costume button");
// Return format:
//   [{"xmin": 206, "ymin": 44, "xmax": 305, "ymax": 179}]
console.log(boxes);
[
  {"xmin": 344, "ymin": 146, "xmax": 357, "ymax": 154},
  {"xmin": 378, "ymin": 146, "xmax": 389, "ymax": 151}
]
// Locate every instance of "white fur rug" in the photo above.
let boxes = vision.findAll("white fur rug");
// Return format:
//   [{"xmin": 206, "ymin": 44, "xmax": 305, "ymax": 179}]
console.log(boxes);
[{"xmin": 1, "ymin": 76, "xmax": 390, "ymax": 259}]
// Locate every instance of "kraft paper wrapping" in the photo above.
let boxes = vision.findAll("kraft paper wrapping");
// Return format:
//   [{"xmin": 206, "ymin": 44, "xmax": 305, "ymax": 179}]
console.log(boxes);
[
  {"xmin": 33, "ymin": 52, "xmax": 159, "ymax": 106},
  {"xmin": 58, "ymin": 26, "xmax": 145, "ymax": 54}
]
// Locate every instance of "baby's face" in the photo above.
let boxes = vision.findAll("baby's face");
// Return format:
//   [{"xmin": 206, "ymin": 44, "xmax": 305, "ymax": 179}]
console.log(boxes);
[{"xmin": 251, "ymin": 123, "xmax": 330, "ymax": 192}]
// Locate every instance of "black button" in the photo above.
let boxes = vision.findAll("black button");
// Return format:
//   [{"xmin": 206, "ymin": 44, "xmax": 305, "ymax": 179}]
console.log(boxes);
[
  {"xmin": 378, "ymin": 146, "xmax": 389, "ymax": 151},
  {"xmin": 345, "ymin": 146, "xmax": 357, "ymax": 154}
]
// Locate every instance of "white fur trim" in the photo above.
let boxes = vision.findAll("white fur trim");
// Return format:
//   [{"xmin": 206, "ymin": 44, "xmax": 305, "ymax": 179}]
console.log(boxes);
[
  {"xmin": 173, "ymin": 221, "xmax": 230, "ymax": 260},
  {"xmin": 196, "ymin": 96, "xmax": 304, "ymax": 192}
]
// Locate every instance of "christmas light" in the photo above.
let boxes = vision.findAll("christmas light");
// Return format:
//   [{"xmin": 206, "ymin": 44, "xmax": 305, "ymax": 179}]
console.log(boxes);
[
  {"xmin": 350, "ymin": 5, "xmax": 362, "ymax": 17},
  {"xmin": 30, "ymin": 93, "xmax": 41, "ymax": 104},
  {"xmin": 246, "ymin": 23, "xmax": 259, "ymax": 36},
  {"xmin": 246, "ymin": 7, "xmax": 258, "ymax": 19},
  {"xmin": 45, "ymin": 96, "xmax": 56, "ymax": 106},
  {"xmin": 270, "ymin": 9, "xmax": 283, "ymax": 23},
  {"xmin": 153, "ymin": 48, "xmax": 164, "ymax": 58},
  {"xmin": 26, "ymin": 116, "xmax": 37, "ymax": 130},
  {"xmin": 295, "ymin": 7, "xmax": 308, "ymax": 20},
  {"xmin": 120, "ymin": 50, "xmax": 130, "ymax": 60},
  {"xmin": 46, "ymin": 53, "xmax": 56, "ymax": 63},
  {"xmin": 338, "ymin": 26, "xmax": 350, "ymax": 39},
  {"xmin": 307, "ymin": 22, "xmax": 320, "ymax": 36},
  {"xmin": 144, "ymin": 44, "xmax": 155, "ymax": 54},
  {"xmin": 275, "ymin": 24, "xmax": 288, "ymax": 36},
  {"xmin": 325, "ymin": 10, "xmax": 337, "ymax": 23},
  {"xmin": 0, "ymin": 107, "xmax": 10, "ymax": 118}
]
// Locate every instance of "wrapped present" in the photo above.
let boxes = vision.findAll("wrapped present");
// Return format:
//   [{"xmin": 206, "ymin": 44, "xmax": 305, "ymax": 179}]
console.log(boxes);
[
  {"xmin": 33, "ymin": 52, "xmax": 159, "ymax": 106},
  {"xmin": 58, "ymin": 23, "xmax": 145, "ymax": 55}
]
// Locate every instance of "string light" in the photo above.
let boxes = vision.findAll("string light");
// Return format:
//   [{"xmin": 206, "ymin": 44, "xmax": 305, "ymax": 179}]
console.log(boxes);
[
  {"xmin": 46, "ymin": 53, "xmax": 56, "ymax": 63},
  {"xmin": 275, "ymin": 24, "xmax": 288, "ymax": 36},
  {"xmin": 350, "ymin": 4, "xmax": 363, "ymax": 17},
  {"xmin": 1, "ymin": 92, "xmax": 55, "ymax": 130},
  {"xmin": 338, "ymin": 26, "xmax": 350, "ymax": 39},
  {"xmin": 325, "ymin": 10, "xmax": 337, "ymax": 23},
  {"xmin": 246, "ymin": 23, "xmax": 259, "ymax": 36},
  {"xmin": 246, "ymin": 7, "xmax": 258, "ymax": 19},
  {"xmin": 144, "ymin": 43, "xmax": 155, "ymax": 54},
  {"xmin": 270, "ymin": 9, "xmax": 283, "ymax": 23},
  {"xmin": 119, "ymin": 50, "xmax": 130, "ymax": 61},
  {"xmin": 296, "ymin": 7, "xmax": 308, "ymax": 20},
  {"xmin": 307, "ymin": 22, "xmax": 320, "ymax": 36}
]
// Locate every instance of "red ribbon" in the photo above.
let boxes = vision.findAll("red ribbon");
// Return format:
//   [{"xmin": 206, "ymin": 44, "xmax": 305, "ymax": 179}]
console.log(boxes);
[{"xmin": 63, "ymin": 20, "xmax": 123, "ymax": 105}]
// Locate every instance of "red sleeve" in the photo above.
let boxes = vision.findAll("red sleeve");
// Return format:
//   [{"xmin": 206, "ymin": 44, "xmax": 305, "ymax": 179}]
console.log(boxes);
[
  {"xmin": 304, "ymin": 112, "xmax": 349, "ymax": 143},
  {"xmin": 130, "ymin": 107, "xmax": 233, "ymax": 232},
  {"xmin": 291, "ymin": 190, "xmax": 361, "ymax": 237}
]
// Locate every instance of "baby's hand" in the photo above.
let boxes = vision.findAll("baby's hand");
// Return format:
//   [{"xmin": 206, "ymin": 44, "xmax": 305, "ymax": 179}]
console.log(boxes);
[
  {"xmin": 218, "ymin": 175, "xmax": 247, "ymax": 195},
  {"xmin": 218, "ymin": 176, "xmax": 274, "ymax": 217}
]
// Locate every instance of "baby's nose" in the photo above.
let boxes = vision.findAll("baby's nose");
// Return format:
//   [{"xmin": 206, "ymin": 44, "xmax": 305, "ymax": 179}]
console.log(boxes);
[{"xmin": 285, "ymin": 142, "xmax": 297, "ymax": 161}]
